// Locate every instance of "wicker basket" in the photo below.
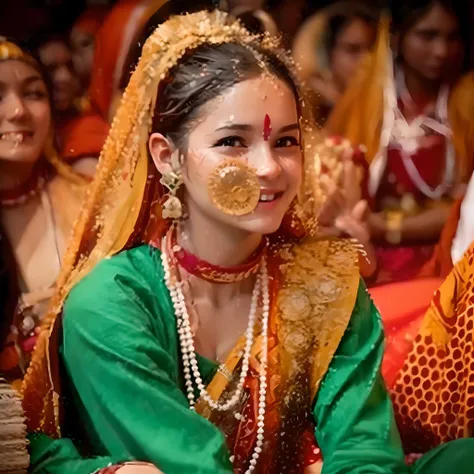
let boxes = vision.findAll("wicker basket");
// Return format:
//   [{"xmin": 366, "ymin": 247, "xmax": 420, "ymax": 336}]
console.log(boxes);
[{"xmin": 0, "ymin": 378, "xmax": 29, "ymax": 474}]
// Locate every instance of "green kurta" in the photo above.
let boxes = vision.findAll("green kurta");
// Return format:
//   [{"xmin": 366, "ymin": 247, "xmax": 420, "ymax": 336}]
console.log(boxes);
[{"xmin": 28, "ymin": 245, "xmax": 464, "ymax": 474}]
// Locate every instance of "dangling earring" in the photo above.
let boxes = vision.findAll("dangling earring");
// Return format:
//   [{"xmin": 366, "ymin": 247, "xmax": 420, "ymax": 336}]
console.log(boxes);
[{"xmin": 160, "ymin": 151, "xmax": 183, "ymax": 220}]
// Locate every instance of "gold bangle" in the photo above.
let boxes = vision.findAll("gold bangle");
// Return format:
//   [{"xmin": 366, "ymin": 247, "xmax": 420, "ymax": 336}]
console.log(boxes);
[{"xmin": 385, "ymin": 211, "xmax": 403, "ymax": 245}]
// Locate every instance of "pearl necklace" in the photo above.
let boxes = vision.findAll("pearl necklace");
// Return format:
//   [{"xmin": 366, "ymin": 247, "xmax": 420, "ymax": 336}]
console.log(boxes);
[{"xmin": 161, "ymin": 242, "xmax": 269, "ymax": 473}]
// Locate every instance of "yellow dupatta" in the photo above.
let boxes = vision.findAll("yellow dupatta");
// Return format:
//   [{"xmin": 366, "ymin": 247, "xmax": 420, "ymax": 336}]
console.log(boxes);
[{"xmin": 325, "ymin": 16, "xmax": 389, "ymax": 164}]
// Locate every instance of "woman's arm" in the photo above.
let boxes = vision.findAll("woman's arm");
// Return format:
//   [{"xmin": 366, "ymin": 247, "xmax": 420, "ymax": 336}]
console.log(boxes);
[
  {"xmin": 369, "ymin": 206, "xmax": 451, "ymax": 244},
  {"xmin": 56, "ymin": 256, "xmax": 232, "ymax": 474},
  {"xmin": 29, "ymin": 434, "xmax": 164, "ymax": 474},
  {"xmin": 28, "ymin": 433, "xmax": 112, "ymax": 474},
  {"xmin": 313, "ymin": 281, "xmax": 408, "ymax": 474}
]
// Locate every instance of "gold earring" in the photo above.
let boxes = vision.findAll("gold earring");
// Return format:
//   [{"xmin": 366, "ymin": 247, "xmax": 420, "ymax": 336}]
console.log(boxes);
[{"xmin": 160, "ymin": 151, "xmax": 183, "ymax": 220}]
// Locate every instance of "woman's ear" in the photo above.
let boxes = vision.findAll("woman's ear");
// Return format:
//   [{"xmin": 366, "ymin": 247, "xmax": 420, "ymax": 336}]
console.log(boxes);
[{"xmin": 149, "ymin": 133, "xmax": 175, "ymax": 175}]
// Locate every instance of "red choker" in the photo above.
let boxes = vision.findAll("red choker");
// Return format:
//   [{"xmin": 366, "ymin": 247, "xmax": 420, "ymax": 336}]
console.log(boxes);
[{"xmin": 166, "ymin": 226, "xmax": 267, "ymax": 284}]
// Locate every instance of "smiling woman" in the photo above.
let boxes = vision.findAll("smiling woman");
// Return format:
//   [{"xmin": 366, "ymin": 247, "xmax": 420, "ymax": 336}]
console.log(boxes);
[
  {"xmin": 20, "ymin": 10, "xmax": 474, "ymax": 474},
  {"xmin": 0, "ymin": 39, "xmax": 89, "ymax": 384}
]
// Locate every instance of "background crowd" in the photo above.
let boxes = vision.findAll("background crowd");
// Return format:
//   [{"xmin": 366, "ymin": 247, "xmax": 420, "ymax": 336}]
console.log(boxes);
[{"xmin": 1, "ymin": 0, "xmax": 474, "ymax": 472}]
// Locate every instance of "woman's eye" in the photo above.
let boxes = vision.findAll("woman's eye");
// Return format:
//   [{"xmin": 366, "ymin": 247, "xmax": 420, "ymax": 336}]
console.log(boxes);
[
  {"xmin": 25, "ymin": 90, "xmax": 47, "ymax": 100},
  {"xmin": 213, "ymin": 136, "xmax": 246, "ymax": 148},
  {"xmin": 417, "ymin": 30, "xmax": 436, "ymax": 41},
  {"xmin": 276, "ymin": 136, "xmax": 300, "ymax": 148}
]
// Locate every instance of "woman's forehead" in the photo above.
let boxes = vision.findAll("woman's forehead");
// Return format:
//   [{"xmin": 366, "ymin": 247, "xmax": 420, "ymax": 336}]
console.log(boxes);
[
  {"xmin": 199, "ymin": 75, "xmax": 299, "ymax": 130},
  {"xmin": 0, "ymin": 60, "xmax": 43, "ymax": 85}
]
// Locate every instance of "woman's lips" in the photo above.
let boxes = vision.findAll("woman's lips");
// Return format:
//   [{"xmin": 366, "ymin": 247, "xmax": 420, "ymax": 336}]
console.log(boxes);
[{"xmin": 257, "ymin": 191, "xmax": 284, "ymax": 209}]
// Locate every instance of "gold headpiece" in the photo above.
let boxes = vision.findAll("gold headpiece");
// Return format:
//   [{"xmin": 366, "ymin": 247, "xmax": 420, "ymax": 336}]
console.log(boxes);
[
  {"xmin": 22, "ymin": 10, "xmax": 325, "ymax": 436},
  {"xmin": 0, "ymin": 38, "xmax": 38, "ymax": 67}
]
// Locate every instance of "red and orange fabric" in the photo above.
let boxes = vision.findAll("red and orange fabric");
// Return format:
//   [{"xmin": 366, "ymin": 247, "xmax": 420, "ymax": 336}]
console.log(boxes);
[
  {"xmin": 73, "ymin": 5, "xmax": 108, "ymax": 38},
  {"xmin": 420, "ymin": 196, "xmax": 464, "ymax": 279},
  {"xmin": 62, "ymin": 0, "xmax": 169, "ymax": 163},
  {"xmin": 385, "ymin": 243, "xmax": 474, "ymax": 453}
]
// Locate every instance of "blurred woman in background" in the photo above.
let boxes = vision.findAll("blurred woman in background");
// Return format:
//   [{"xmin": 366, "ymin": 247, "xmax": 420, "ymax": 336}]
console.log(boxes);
[
  {"xmin": 328, "ymin": 0, "xmax": 473, "ymax": 285},
  {"xmin": 293, "ymin": 2, "xmax": 378, "ymax": 124},
  {"xmin": 0, "ymin": 39, "xmax": 89, "ymax": 384}
]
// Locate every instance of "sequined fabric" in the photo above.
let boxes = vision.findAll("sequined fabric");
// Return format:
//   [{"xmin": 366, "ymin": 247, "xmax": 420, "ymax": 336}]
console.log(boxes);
[
  {"xmin": 391, "ymin": 243, "xmax": 474, "ymax": 453},
  {"xmin": 22, "ymin": 10, "xmax": 330, "ymax": 437},
  {"xmin": 195, "ymin": 236, "xmax": 359, "ymax": 473}
]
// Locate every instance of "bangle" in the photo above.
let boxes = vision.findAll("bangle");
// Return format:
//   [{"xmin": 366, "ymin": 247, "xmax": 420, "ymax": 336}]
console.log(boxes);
[{"xmin": 385, "ymin": 211, "xmax": 403, "ymax": 245}]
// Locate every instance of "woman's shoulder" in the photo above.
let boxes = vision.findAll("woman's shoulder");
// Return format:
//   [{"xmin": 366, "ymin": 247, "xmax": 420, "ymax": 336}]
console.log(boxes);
[
  {"xmin": 64, "ymin": 245, "xmax": 163, "ymax": 312},
  {"xmin": 272, "ymin": 235, "xmax": 359, "ymax": 273},
  {"xmin": 271, "ymin": 235, "xmax": 361, "ymax": 326},
  {"xmin": 61, "ymin": 245, "xmax": 172, "ymax": 346},
  {"xmin": 453, "ymin": 72, "xmax": 474, "ymax": 92}
]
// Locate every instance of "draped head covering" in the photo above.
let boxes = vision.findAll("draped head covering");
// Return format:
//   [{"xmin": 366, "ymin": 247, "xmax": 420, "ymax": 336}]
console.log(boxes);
[
  {"xmin": 61, "ymin": 0, "xmax": 171, "ymax": 163},
  {"xmin": 22, "ymin": 10, "xmax": 327, "ymax": 437}
]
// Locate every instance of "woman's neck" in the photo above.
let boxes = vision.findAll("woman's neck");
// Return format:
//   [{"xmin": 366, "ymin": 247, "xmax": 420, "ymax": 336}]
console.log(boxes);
[
  {"xmin": 402, "ymin": 64, "xmax": 442, "ymax": 104},
  {"xmin": 182, "ymin": 200, "xmax": 262, "ymax": 267},
  {"xmin": 0, "ymin": 161, "xmax": 37, "ymax": 192},
  {"xmin": 178, "ymin": 202, "xmax": 262, "ymax": 302}
]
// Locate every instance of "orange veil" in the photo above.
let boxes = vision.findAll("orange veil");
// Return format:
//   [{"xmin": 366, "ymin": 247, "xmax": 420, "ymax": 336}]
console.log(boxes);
[{"xmin": 22, "ymin": 10, "xmax": 325, "ymax": 437}]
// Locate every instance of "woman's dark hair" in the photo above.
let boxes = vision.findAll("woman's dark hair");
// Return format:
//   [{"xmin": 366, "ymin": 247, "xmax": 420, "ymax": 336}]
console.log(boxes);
[
  {"xmin": 152, "ymin": 41, "xmax": 299, "ymax": 147},
  {"xmin": 0, "ymin": 228, "xmax": 19, "ymax": 349},
  {"xmin": 26, "ymin": 32, "xmax": 69, "ymax": 57},
  {"xmin": 391, "ymin": 0, "xmax": 471, "ymax": 70},
  {"xmin": 324, "ymin": 2, "xmax": 379, "ymax": 54}
]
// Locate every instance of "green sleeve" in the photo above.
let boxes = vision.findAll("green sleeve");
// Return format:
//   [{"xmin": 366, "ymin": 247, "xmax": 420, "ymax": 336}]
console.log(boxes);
[
  {"xmin": 59, "ymin": 249, "xmax": 232, "ymax": 474},
  {"xmin": 28, "ymin": 433, "xmax": 111, "ymax": 474},
  {"xmin": 313, "ymin": 281, "xmax": 408, "ymax": 474}
]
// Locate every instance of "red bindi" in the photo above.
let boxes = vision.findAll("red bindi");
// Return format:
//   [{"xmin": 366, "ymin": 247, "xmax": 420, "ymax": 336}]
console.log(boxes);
[{"xmin": 263, "ymin": 114, "xmax": 272, "ymax": 141}]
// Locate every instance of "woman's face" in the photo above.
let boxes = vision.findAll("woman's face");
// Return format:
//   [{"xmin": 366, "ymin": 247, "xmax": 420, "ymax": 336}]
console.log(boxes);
[
  {"xmin": 38, "ymin": 40, "xmax": 78, "ymax": 112},
  {"xmin": 0, "ymin": 60, "xmax": 51, "ymax": 164},
  {"xmin": 330, "ymin": 18, "xmax": 376, "ymax": 92},
  {"xmin": 400, "ymin": 3, "xmax": 463, "ymax": 82},
  {"xmin": 161, "ymin": 74, "xmax": 302, "ymax": 236},
  {"xmin": 70, "ymin": 28, "xmax": 96, "ymax": 87}
]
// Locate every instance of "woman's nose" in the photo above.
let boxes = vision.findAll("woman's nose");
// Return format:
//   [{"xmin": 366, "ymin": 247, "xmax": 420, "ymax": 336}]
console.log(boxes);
[
  {"xmin": 4, "ymin": 93, "xmax": 27, "ymax": 121},
  {"xmin": 254, "ymin": 146, "xmax": 282, "ymax": 180}
]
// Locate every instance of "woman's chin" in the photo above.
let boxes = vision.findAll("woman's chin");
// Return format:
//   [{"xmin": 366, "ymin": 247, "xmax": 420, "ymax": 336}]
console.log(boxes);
[{"xmin": 239, "ymin": 215, "xmax": 285, "ymax": 236}]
